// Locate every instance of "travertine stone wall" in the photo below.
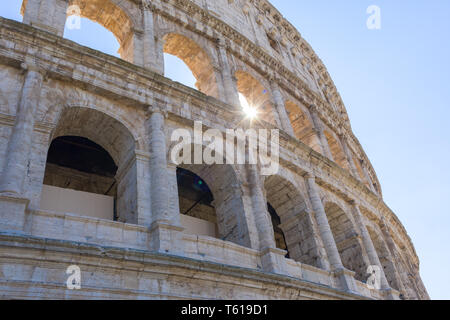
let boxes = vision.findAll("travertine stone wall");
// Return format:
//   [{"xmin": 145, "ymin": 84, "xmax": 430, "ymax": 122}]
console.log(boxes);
[{"xmin": 0, "ymin": 0, "xmax": 429, "ymax": 300}]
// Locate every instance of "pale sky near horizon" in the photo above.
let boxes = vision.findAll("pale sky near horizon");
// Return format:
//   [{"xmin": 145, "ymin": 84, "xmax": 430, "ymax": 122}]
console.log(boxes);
[{"xmin": 1, "ymin": 1, "xmax": 449, "ymax": 299}]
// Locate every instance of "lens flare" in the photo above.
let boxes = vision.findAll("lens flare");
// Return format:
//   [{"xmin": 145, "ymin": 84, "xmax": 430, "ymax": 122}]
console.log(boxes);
[{"xmin": 239, "ymin": 93, "xmax": 258, "ymax": 119}]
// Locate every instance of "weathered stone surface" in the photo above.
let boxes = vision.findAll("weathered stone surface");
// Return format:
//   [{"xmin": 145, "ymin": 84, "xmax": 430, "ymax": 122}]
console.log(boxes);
[{"xmin": 0, "ymin": 0, "xmax": 428, "ymax": 300}]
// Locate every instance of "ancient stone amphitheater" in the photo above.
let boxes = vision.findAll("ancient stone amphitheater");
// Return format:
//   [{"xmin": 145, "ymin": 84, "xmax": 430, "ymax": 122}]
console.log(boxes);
[{"xmin": 0, "ymin": 0, "xmax": 428, "ymax": 300}]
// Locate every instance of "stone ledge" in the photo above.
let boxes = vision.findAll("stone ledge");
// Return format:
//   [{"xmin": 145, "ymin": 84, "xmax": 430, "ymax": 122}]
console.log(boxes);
[{"xmin": 0, "ymin": 232, "xmax": 372, "ymax": 300}]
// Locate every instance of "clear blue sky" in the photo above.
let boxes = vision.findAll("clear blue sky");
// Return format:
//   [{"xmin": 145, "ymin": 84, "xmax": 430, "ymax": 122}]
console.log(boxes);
[{"xmin": 1, "ymin": 1, "xmax": 449, "ymax": 299}]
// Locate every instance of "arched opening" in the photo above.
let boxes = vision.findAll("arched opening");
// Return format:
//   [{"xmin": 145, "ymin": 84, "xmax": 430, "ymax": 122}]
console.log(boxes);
[
  {"xmin": 177, "ymin": 167, "xmax": 218, "ymax": 238},
  {"xmin": 42, "ymin": 136, "xmax": 118, "ymax": 220},
  {"xmin": 367, "ymin": 226, "xmax": 400, "ymax": 291},
  {"xmin": 175, "ymin": 158, "xmax": 253, "ymax": 248},
  {"xmin": 267, "ymin": 203, "xmax": 288, "ymax": 257},
  {"xmin": 64, "ymin": 0, "xmax": 134, "ymax": 61},
  {"xmin": 264, "ymin": 175, "xmax": 323, "ymax": 268},
  {"xmin": 324, "ymin": 202, "xmax": 369, "ymax": 281},
  {"xmin": 164, "ymin": 54, "xmax": 197, "ymax": 90},
  {"xmin": 40, "ymin": 107, "xmax": 137, "ymax": 223},
  {"xmin": 235, "ymin": 70, "xmax": 277, "ymax": 125},
  {"xmin": 163, "ymin": 33, "xmax": 219, "ymax": 98},
  {"xmin": 64, "ymin": 17, "xmax": 120, "ymax": 58},
  {"xmin": 324, "ymin": 130, "xmax": 350, "ymax": 170},
  {"xmin": 285, "ymin": 101, "xmax": 322, "ymax": 153}
]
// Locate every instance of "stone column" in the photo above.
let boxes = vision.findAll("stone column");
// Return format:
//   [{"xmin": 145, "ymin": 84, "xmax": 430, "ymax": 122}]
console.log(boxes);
[
  {"xmin": 304, "ymin": 173, "xmax": 342, "ymax": 270},
  {"xmin": 339, "ymin": 134, "xmax": 360, "ymax": 179},
  {"xmin": 270, "ymin": 81, "xmax": 295, "ymax": 137},
  {"xmin": 0, "ymin": 64, "xmax": 44, "ymax": 232},
  {"xmin": 246, "ymin": 164, "xmax": 288, "ymax": 275},
  {"xmin": 247, "ymin": 165, "xmax": 275, "ymax": 250},
  {"xmin": 0, "ymin": 65, "xmax": 44, "ymax": 195},
  {"xmin": 149, "ymin": 109, "xmax": 169, "ymax": 221},
  {"xmin": 147, "ymin": 106, "xmax": 183, "ymax": 254},
  {"xmin": 23, "ymin": 0, "xmax": 68, "ymax": 36},
  {"xmin": 217, "ymin": 39, "xmax": 240, "ymax": 108},
  {"xmin": 135, "ymin": 151, "xmax": 152, "ymax": 227},
  {"xmin": 304, "ymin": 173, "xmax": 358, "ymax": 293},
  {"xmin": 307, "ymin": 105, "xmax": 333, "ymax": 160},
  {"xmin": 351, "ymin": 202, "xmax": 390, "ymax": 290},
  {"xmin": 379, "ymin": 219, "xmax": 408, "ymax": 296},
  {"xmin": 141, "ymin": 4, "xmax": 163, "ymax": 74},
  {"xmin": 167, "ymin": 162, "xmax": 182, "ymax": 227}
]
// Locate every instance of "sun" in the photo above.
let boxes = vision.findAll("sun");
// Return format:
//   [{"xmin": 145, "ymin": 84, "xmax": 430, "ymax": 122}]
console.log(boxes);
[{"xmin": 239, "ymin": 93, "xmax": 258, "ymax": 119}]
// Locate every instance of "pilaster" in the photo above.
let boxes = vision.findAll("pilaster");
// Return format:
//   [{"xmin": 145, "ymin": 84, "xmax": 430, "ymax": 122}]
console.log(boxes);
[
  {"xmin": 270, "ymin": 80, "xmax": 295, "ymax": 136},
  {"xmin": 0, "ymin": 63, "xmax": 44, "ymax": 197},
  {"xmin": 339, "ymin": 134, "xmax": 360, "ymax": 179},
  {"xmin": 304, "ymin": 172, "xmax": 358, "ymax": 293},
  {"xmin": 308, "ymin": 105, "xmax": 333, "ymax": 160},
  {"xmin": 23, "ymin": 0, "xmax": 68, "ymax": 36},
  {"xmin": 147, "ymin": 105, "xmax": 184, "ymax": 255},
  {"xmin": 246, "ymin": 164, "xmax": 288, "ymax": 275},
  {"xmin": 217, "ymin": 38, "xmax": 241, "ymax": 108}
]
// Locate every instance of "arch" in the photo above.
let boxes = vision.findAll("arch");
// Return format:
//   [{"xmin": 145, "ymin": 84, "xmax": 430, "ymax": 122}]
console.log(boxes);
[
  {"xmin": 235, "ymin": 70, "xmax": 277, "ymax": 125},
  {"xmin": 62, "ymin": 102, "xmax": 143, "ymax": 151},
  {"xmin": 163, "ymin": 33, "xmax": 219, "ymax": 98},
  {"xmin": 42, "ymin": 107, "xmax": 138, "ymax": 224},
  {"xmin": 66, "ymin": 0, "xmax": 137, "ymax": 62},
  {"xmin": 267, "ymin": 203, "xmax": 288, "ymax": 254},
  {"xmin": 323, "ymin": 130, "xmax": 350, "ymax": 170},
  {"xmin": 324, "ymin": 202, "xmax": 369, "ymax": 281},
  {"xmin": 64, "ymin": 17, "xmax": 120, "ymax": 57},
  {"xmin": 264, "ymin": 174, "xmax": 323, "ymax": 268},
  {"xmin": 177, "ymin": 167, "xmax": 218, "ymax": 239},
  {"xmin": 164, "ymin": 53, "xmax": 197, "ymax": 90},
  {"xmin": 43, "ymin": 136, "xmax": 118, "ymax": 220},
  {"xmin": 285, "ymin": 100, "xmax": 322, "ymax": 153},
  {"xmin": 367, "ymin": 226, "xmax": 401, "ymax": 291},
  {"xmin": 173, "ymin": 147, "xmax": 254, "ymax": 248},
  {"xmin": 52, "ymin": 107, "xmax": 135, "ymax": 166}
]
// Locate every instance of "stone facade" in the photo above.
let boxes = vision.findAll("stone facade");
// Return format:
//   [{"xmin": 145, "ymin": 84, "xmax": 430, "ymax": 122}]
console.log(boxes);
[{"xmin": 0, "ymin": 0, "xmax": 428, "ymax": 300}]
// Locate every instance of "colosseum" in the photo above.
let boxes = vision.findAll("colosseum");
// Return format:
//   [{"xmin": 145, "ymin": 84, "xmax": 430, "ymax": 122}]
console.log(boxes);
[{"xmin": 0, "ymin": 0, "xmax": 429, "ymax": 300}]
